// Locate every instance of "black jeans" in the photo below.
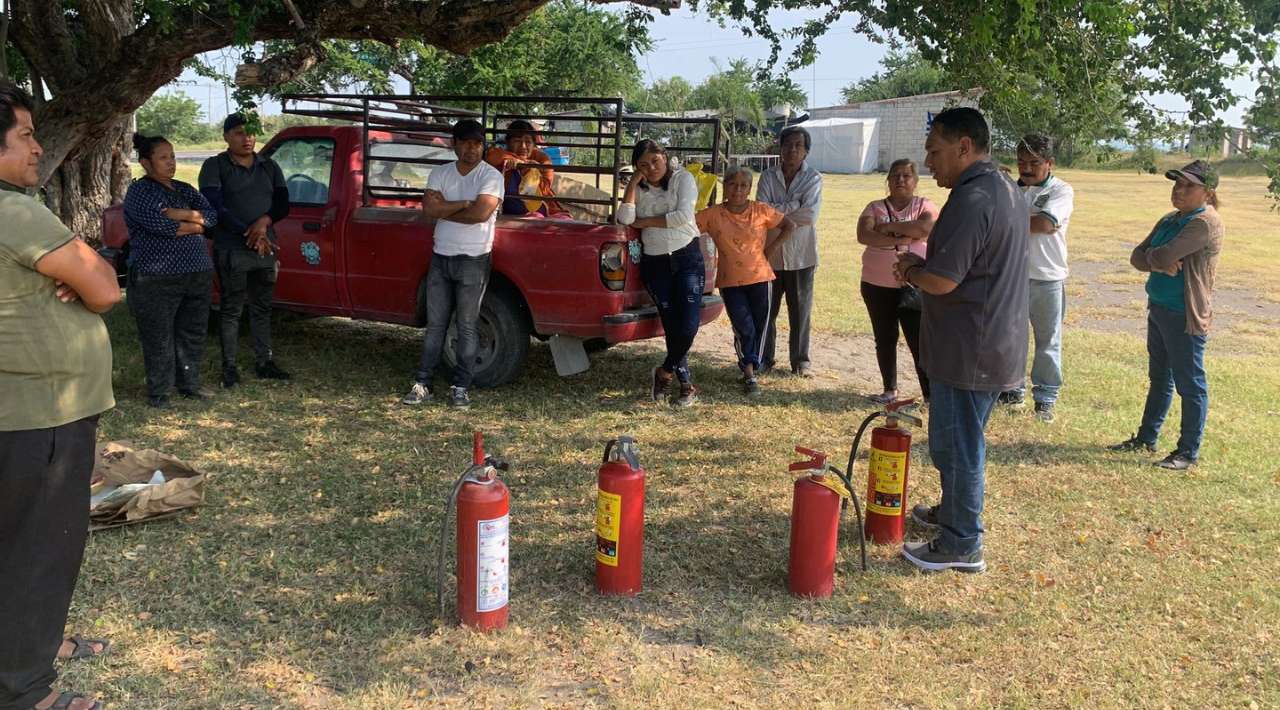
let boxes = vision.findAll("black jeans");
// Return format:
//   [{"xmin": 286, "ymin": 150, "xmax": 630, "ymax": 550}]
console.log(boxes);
[
  {"xmin": 860, "ymin": 281, "xmax": 929, "ymax": 397},
  {"xmin": 215, "ymin": 248, "xmax": 277, "ymax": 370},
  {"xmin": 128, "ymin": 269, "xmax": 213, "ymax": 397},
  {"xmin": 764, "ymin": 265, "xmax": 815, "ymax": 371},
  {"xmin": 639, "ymin": 240, "xmax": 706, "ymax": 384},
  {"xmin": 0, "ymin": 416, "xmax": 98, "ymax": 710},
  {"xmin": 416, "ymin": 253, "xmax": 491, "ymax": 390}
]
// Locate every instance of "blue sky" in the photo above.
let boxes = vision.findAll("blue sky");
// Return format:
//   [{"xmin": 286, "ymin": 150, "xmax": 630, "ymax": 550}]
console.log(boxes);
[{"xmin": 171, "ymin": 7, "xmax": 1256, "ymax": 127}]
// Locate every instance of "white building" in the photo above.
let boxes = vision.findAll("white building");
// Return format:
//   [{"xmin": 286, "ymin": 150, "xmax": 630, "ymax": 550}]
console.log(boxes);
[
  {"xmin": 791, "ymin": 118, "xmax": 879, "ymax": 174},
  {"xmin": 804, "ymin": 89, "xmax": 982, "ymax": 172}
]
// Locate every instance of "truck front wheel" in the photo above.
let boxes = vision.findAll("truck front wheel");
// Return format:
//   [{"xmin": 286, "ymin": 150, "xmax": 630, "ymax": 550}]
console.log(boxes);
[{"xmin": 442, "ymin": 287, "xmax": 531, "ymax": 388}]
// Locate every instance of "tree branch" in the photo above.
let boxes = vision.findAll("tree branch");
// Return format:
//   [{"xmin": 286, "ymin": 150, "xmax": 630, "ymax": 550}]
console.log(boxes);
[
  {"xmin": 77, "ymin": 0, "xmax": 135, "ymax": 66},
  {"xmin": 31, "ymin": 0, "xmax": 548, "ymax": 183},
  {"xmin": 591, "ymin": 0, "xmax": 681, "ymax": 7},
  {"xmin": 10, "ymin": 0, "xmax": 83, "ymax": 91},
  {"xmin": 282, "ymin": 0, "xmax": 307, "ymax": 30}
]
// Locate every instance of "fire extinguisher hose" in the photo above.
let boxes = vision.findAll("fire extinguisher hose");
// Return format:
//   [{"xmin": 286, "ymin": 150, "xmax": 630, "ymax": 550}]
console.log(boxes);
[
  {"xmin": 435, "ymin": 463, "xmax": 483, "ymax": 621},
  {"xmin": 839, "ymin": 410, "xmax": 885, "ymax": 572}
]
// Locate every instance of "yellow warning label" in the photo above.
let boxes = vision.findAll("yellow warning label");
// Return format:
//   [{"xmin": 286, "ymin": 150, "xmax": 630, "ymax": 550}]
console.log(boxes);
[
  {"xmin": 595, "ymin": 490, "xmax": 621, "ymax": 566},
  {"xmin": 867, "ymin": 448, "xmax": 907, "ymax": 516},
  {"xmin": 811, "ymin": 474, "xmax": 851, "ymax": 499}
]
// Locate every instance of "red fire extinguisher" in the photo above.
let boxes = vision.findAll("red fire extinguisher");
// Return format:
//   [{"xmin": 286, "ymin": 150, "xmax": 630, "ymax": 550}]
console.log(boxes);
[
  {"xmin": 863, "ymin": 401, "xmax": 922, "ymax": 545},
  {"xmin": 436, "ymin": 432, "xmax": 510, "ymax": 631},
  {"xmin": 596, "ymin": 436, "xmax": 644, "ymax": 595},
  {"xmin": 787, "ymin": 447, "xmax": 855, "ymax": 598}
]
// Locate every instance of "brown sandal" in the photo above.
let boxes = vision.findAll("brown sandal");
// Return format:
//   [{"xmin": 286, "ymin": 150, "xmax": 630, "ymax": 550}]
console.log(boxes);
[
  {"xmin": 57, "ymin": 635, "xmax": 111, "ymax": 661},
  {"xmin": 36, "ymin": 692, "xmax": 102, "ymax": 710}
]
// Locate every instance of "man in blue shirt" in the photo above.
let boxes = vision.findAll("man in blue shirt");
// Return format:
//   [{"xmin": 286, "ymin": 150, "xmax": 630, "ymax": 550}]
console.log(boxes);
[{"xmin": 893, "ymin": 107, "xmax": 1029, "ymax": 573}]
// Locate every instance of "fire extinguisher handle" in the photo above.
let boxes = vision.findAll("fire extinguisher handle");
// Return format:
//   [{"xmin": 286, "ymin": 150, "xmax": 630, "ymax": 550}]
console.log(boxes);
[{"xmin": 603, "ymin": 436, "xmax": 641, "ymax": 469}]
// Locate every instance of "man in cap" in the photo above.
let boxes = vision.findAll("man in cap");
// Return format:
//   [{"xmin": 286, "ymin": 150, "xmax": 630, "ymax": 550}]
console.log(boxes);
[
  {"xmin": 402, "ymin": 119, "xmax": 504, "ymax": 410},
  {"xmin": 199, "ymin": 113, "xmax": 292, "ymax": 388}
]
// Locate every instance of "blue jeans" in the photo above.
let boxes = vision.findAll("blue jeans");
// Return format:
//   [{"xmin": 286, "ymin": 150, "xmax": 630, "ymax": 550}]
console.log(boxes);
[
  {"xmin": 929, "ymin": 381, "xmax": 1000, "ymax": 555},
  {"xmin": 640, "ymin": 241, "xmax": 706, "ymax": 383},
  {"xmin": 1008, "ymin": 278, "xmax": 1064, "ymax": 404},
  {"xmin": 415, "ymin": 252, "xmax": 491, "ymax": 389},
  {"xmin": 1137, "ymin": 303, "xmax": 1208, "ymax": 459},
  {"xmin": 721, "ymin": 280, "xmax": 772, "ymax": 371}
]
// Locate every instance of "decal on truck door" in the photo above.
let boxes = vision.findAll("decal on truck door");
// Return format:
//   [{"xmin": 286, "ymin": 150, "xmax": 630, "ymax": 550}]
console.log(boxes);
[{"xmin": 301, "ymin": 241, "xmax": 322, "ymax": 266}]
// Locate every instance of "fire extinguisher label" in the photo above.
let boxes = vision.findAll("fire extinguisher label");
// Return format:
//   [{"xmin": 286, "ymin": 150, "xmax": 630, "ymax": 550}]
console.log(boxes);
[
  {"xmin": 867, "ymin": 448, "xmax": 907, "ymax": 516},
  {"xmin": 595, "ymin": 490, "xmax": 621, "ymax": 566},
  {"xmin": 476, "ymin": 514, "xmax": 509, "ymax": 613}
]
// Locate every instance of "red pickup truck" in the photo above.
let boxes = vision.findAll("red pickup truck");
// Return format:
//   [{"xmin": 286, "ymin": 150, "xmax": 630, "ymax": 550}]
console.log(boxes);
[{"xmin": 101, "ymin": 96, "xmax": 727, "ymax": 387}]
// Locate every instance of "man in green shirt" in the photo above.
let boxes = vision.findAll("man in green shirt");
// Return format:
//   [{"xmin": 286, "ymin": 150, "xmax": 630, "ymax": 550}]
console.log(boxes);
[{"xmin": 0, "ymin": 82, "xmax": 120, "ymax": 710}]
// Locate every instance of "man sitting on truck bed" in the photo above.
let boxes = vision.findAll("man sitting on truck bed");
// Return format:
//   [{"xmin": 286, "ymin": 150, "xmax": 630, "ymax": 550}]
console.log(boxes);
[{"xmin": 402, "ymin": 119, "xmax": 504, "ymax": 410}]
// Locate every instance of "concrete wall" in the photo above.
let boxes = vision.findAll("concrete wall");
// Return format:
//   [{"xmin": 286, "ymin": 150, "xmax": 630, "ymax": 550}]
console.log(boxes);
[{"xmin": 807, "ymin": 91, "xmax": 981, "ymax": 172}]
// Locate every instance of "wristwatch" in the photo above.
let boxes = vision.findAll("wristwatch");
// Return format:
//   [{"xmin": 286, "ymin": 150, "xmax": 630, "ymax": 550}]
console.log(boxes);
[{"xmin": 903, "ymin": 263, "xmax": 920, "ymax": 284}]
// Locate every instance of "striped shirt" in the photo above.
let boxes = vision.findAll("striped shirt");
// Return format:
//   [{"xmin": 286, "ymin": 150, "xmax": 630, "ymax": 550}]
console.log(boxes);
[{"xmin": 757, "ymin": 162, "xmax": 823, "ymax": 270}]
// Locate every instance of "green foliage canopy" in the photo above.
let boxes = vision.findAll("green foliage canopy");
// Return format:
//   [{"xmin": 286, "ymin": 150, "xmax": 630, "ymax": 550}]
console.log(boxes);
[
  {"xmin": 840, "ymin": 50, "xmax": 954, "ymax": 104},
  {"xmin": 266, "ymin": 0, "xmax": 649, "ymax": 101},
  {"xmin": 135, "ymin": 92, "xmax": 219, "ymax": 144}
]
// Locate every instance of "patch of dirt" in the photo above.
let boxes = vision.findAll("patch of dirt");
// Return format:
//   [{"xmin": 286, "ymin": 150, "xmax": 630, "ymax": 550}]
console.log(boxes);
[
  {"xmin": 680, "ymin": 317, "xmax": 924, "ymax": 398},
  {"xmin": 1068, "ymin": 259, "xmax": 1280, "ymax": 333},
  {"xmin": 656, "ymin": 253, "xmax": 1280, "ymax": 393}
]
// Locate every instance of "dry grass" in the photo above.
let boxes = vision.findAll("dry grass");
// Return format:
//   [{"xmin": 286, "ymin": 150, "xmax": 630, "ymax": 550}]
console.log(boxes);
[{"xmin": 66, "ymin": 169, "xmax": 1280, "ymax": 708}]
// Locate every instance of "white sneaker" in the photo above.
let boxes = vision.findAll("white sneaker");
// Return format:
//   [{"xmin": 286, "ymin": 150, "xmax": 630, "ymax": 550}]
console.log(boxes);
[{"xmin": 401, "ymin": 382, "xmax": 431, "ymax": 405}]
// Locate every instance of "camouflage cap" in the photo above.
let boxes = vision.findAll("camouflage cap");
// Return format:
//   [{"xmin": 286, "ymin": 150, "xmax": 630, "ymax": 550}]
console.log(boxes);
[{"xmin": 1165, "ymin": 159, "xmax": 1218, "ymax": 189}]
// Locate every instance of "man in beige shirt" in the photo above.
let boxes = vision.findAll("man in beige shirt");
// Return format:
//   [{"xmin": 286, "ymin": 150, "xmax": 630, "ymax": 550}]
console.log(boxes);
[{"xmin": 0, "ymin": 82, "xmax": 120, "ymax": 710}]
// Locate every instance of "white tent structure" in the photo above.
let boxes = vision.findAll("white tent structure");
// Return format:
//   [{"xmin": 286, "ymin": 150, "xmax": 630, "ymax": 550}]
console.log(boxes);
[{"xmin": 793, "ymin": 117, "xmax": 880, "ymax": 174}]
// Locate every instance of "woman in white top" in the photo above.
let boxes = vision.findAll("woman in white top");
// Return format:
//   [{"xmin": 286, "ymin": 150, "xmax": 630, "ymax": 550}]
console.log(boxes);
[{"xmin": 617, "ymin": 139, "xmax": 705, "ymax": 407}]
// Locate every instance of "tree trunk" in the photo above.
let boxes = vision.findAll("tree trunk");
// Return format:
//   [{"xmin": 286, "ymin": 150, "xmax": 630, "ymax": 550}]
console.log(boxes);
[{"xmin": 41, "ymin": 116, "xmax": 132, "ymax": 243}]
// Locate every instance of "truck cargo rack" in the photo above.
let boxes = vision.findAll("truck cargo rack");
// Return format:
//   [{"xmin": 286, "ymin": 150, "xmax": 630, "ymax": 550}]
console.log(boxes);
[{"xmin": 280, "ymin": 93, "xmax": 730, "ymax": 221}]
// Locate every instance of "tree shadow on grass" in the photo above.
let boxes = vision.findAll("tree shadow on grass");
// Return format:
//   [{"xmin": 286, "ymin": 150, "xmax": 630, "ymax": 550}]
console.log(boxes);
[{"xmin": 87, "ymin": 309, "xmax": 1004, "ymax": 705}]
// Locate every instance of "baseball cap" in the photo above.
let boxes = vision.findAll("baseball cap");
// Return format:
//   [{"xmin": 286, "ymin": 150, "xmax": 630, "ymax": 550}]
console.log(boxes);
[
  {"xmin": 222, "ymin": 113, "xmax": 249, "ymax": 133},
  {"xmin": 451, "ymin": 119, "xmax": 486, "ymax": 144},
  {"xmin": 1165, "ymin": 160, "xmax": 1218, "ymax": 189}
]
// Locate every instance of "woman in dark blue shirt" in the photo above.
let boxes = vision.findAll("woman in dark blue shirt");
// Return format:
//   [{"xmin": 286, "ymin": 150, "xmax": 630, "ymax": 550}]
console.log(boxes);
[{"xmin": 123, "ymin": 134, "xmax": 218, "ymax": 407}]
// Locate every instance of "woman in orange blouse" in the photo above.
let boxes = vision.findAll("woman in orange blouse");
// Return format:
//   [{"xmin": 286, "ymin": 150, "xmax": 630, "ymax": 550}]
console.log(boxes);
[{"xmin": 695, "ymin": 167, "xmax": 796, "ymax": 395}]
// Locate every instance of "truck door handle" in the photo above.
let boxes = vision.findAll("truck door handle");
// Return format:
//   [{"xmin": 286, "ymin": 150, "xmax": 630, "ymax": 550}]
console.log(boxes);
[{"xmin": 303, "ymin": 222, "xmax": 322, "ymax": 232}]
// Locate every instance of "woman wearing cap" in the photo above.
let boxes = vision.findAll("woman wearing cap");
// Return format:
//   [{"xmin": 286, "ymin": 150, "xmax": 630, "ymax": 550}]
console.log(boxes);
[
  {"xmin": 123, "ymin": 133, "xmax": 218, "ymax": 408},
  {"xmin": 1110, "ymin": 160, "xmax": 1224, "ymax": 470},
  {"xmin": 484, "ymin": 119, "xmax": 560, "ymax": 216},
  {"xmin": 617, "ymin": 139, "xmax": 704, "ymax": 407},
  {"xmin": 855, "ymin": 158, "xmax": 937, "ymax": 405}
]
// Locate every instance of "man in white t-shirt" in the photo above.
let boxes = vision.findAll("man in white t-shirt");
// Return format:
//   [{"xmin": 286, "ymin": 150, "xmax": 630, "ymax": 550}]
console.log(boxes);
[
  {"xmin": 403, "ymin": 119, "xmax": 504, "ymax": 410},
  {"xmin": 999, "ymin": 133, "xmax": 1075, "ymax": 422}
]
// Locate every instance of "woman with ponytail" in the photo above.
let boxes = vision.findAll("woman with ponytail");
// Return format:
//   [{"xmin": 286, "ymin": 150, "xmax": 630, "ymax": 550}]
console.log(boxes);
[
  {"xmin": 122, "ymin": 134, "xmax": 218, "ymax": 408},
  {"xmin": 617, "ymin": 139, "xmax": 705, "ymax": 407}
]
